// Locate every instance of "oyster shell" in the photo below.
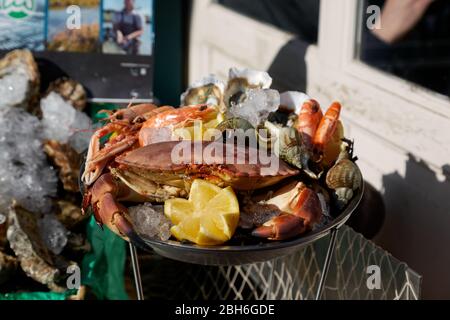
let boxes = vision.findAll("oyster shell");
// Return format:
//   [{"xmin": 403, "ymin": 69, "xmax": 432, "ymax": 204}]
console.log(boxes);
[
  {"xmin": 6, "ymin": 202, "xmax": 66, "ymax": 291},
  {"xmin": 43, "ymin": 140, "xmax": 82, "ymax": 193},
  {"xmin": 0, "ymin": 49, "xmax": 40, "ymax": 112},
  {"xmin": 46, "ymin": 78, "xmax": 87, "ymax": 111},
  {"xmin": 0, "ymin": 213, "xmax": 7, "ymax": 250},
  {"xmin": 55, "ymin": 200, "xmax": 87, "ymax": 230},
  {"xmin": 0, "ymin": 251, "xmax": 18, "ymax": 285},
  {"xmin": 181, "ymin": 74, "xmax": 226, "ymax": 111},
  {"xmin": 224, "ymin": 68, "xmax": 272, "ymax": 108},
  {"xmin": 279, "ymin": 91, "xmax": 311, "ymax": 114}
]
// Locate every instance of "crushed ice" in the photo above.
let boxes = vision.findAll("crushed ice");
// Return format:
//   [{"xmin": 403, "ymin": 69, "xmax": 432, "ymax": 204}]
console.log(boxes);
[
  {"xmin": 0, "ymin": 64, "xmax": 30, "ymax": 109},
  {"xmin": 129, "ymin": 203, "xmax": 172, "ymax": 241},
  {"xmin": 41, "ymin": 92, "xmax": 93, "ymax": 152},
  {"xmin": 229, "ymin": 89, "xmax": 280, "ymax": 127},
  {"xmin": 0, "ymin": 107, "xmax": 58, "ymax": 214}
]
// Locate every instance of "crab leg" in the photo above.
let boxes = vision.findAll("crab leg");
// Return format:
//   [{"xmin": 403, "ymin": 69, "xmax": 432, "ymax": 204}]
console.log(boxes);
[
  {"xmin": 82, "ymin": 173, "xmax": 147, "ymax": 247},
  {"xmin": 82, "ymin": 121, "xmax": 139, "ymax": 185}
]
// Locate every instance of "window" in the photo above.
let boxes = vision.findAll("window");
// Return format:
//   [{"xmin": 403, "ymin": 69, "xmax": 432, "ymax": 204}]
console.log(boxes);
[
  {"xmin": 358, "ymin": 0, "xmax": 450, "ymax": 97},
  {"xmin": 219, "ymin": 0, "xmax": 320, "ymax": 44}
]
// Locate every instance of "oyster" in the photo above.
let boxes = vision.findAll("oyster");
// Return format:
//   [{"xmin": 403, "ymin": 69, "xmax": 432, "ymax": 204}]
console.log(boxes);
[
  {"xmin": 46, "ymin": 78, "xmax": 87, "ymax": 111},
  {"xmin": 181, "ymin": 75, "xmax": 226, "ymax": 111},
  {"xmin": 279, "ymin": 91, "xmax": 311, "ymax": 114},
  {"xmin": 55, "ymin": 200, "xmax": 87, "ymax": 230},
  {"xmin": 6, "ymin": 202, "xmax": 66, "ymax": 291},
  {"xmin": 0, "ymin": 49, "xmax": 40, "ymax": 112},
  {"xmin": 224, "ymin": 68, "xmax": 272, "ymax": 108},
  {"xmin": 43, "ymin": 140, "xmax": 82, "ymax": 193}
]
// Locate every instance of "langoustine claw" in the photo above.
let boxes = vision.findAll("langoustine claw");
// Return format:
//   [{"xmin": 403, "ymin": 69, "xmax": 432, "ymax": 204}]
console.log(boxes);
[
  {"xmin": 313, "ymin": 102, "xmax": 341, "ymax": 153},
  {"xmin": 295, "ymin": 99, "xmax": 323, "ymax": 150}
]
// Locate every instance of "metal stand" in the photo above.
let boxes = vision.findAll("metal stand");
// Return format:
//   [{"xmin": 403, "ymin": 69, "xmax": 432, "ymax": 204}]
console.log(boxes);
[
  {"xmin": 315, "ymin": 228, "xmax": 338, "ymax": 300},
  {"xmin": 129, "ymin": 243, "xmax": 144, "ymax": 300},
  {"xmin": 128, "ymin": 228, "xmax": 340, "ymax": 301}
]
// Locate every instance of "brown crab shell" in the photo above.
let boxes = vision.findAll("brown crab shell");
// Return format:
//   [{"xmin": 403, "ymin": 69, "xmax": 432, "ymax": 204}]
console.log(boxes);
[
  {"xmin": 326, "ymin": 158, "xmax": 362, "ymax": 191},
  {"xmin": 115, "ymin": 141, "xmax": 299, "ymax": 191}
]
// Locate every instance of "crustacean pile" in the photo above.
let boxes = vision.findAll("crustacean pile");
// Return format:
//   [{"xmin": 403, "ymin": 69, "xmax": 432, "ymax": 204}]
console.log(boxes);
[{"xmin": 81, "ymin": 68, "xmax": 362, "ymax": 246}]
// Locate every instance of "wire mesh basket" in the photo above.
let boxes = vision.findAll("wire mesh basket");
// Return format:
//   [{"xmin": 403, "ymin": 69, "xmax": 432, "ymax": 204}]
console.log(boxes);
[{"xmin": 135, "ymin": 226, "xmax": 421, "ymax": 300}]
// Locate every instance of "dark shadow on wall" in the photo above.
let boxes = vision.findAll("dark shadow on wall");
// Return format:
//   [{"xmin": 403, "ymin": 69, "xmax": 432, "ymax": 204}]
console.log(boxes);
[
  {"xmin": 376, "ymin": 154, "xmax": 450, "ymax": 299},
  {"xmin": 267, "ymin": 39, "xmax": 309, "ymax": 93}
]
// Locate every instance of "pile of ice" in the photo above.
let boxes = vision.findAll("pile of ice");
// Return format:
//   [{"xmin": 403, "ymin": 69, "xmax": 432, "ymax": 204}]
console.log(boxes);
[
  {"xmin": 229, "ymin": 89, "xmax": 280, "ymax": 127},
  {"xmin": 129, "ymin": 203, "xmax": 172, "ymax": 241},
  {"xmin": 0, "ymin": 107, "xmax": 58, "ymax": 214},
  {"xmin": 41, "ymin": 92, "xmax": 93, "ymax": 153}
]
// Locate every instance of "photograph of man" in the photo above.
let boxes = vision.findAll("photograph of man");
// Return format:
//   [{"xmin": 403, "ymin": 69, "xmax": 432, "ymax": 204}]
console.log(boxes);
[{"xmin": 113, "ymin": 0, "xmax": 143, "ymax": 55}]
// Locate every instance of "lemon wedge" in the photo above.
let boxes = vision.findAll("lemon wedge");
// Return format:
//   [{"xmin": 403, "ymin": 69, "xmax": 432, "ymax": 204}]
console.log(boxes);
[
  {"xmin": 172, "ymin": 112, "xmax": 224, "ymax": 141},
  {"xmin": 165, "ymin": 180, "xmax": 240, "ymax": 246}
]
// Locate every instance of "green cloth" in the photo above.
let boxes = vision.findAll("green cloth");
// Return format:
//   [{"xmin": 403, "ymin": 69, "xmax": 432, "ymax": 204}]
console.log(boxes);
[
  {"xmin": 0, "ymin": 290, "xmax": 77, "ymax": 300},
  {"xmin": 80, "ymin": 200, "xmax": 129, "ymax": 301}
]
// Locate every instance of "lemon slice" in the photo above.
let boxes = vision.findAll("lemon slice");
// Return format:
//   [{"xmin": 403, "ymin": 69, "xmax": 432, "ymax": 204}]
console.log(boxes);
[
  {"xmin": 164, "ymin": 180, "xmax": 240, "ymax": 246},
  {"xmin": 172, "ymin": 111, "xmax": 224, "ymax": 141}
]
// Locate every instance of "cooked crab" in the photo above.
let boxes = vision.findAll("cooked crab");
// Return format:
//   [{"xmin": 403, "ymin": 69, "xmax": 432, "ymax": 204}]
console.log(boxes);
[
  {"xmin": 82, "ymin": 140, "xmax": 298, "ymax": 243},
  {"xmin": 82, "ymin": 103, "xmax": 217, "ymax": 186}
]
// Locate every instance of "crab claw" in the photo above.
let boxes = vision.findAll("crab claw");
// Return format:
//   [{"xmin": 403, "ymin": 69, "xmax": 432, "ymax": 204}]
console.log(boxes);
[
  {"xmin": 252, "ymin": 214, "xmax": 306, "ymax": 240},
  {"xmin": 84, "ymin": 173, "xmax": 148, "ymax": 249},
  {"xmin": 252, "ymin": 181, "xmax": 323, "ymax": 241}
]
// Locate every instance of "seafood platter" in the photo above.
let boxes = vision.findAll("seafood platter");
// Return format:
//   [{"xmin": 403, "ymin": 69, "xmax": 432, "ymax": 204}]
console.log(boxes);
[
  {"xmin": 0, "ymin": 50, "xmax": 90, "ymax": 298},
  {"xmin": 80, "ymin": 68, "xmax": 364, "ymax": 265}
]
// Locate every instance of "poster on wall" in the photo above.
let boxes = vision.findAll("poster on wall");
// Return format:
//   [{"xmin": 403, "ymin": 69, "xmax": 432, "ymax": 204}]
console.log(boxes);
[{"xmin": 0, "ymin": 0, "xmax": 155, "ymax": 102}]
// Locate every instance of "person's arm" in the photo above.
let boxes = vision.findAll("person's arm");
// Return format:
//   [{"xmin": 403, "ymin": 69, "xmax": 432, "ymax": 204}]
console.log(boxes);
[
  {"xmin": 113, "ymin": 12, "xmax": 124, "ymax": 44},
  {"xmin": 125, "ymin": 15, "xmax": 144, "ymax": 41},
  {"xmin": 372, "ymin": 0, "xmax": 434, "ymax": 44}
]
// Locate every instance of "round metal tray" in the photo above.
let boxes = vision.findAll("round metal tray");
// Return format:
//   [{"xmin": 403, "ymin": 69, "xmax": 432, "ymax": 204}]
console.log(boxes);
[{"xmin": 80, "ymin": 157, "xmax": 363, "ymax": 266}]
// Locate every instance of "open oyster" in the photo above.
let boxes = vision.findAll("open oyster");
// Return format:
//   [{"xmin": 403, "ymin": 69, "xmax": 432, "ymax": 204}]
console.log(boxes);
[
  {"xmin": 46, "ymin": 78, "xmax": 87, "ymax": 111},
  {"xmin": 181, "ymin": 74, "xmax": 226, "ymax": 111},
  {"xmin": 224, "ymin": 68, "xmax": 272, "ymax": 108}
]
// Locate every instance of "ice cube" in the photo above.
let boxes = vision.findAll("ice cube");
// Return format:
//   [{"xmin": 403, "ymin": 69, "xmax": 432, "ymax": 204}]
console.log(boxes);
[
  {"xmin": 41, "ymin": 92, "xmax": 93, "ymax": 146},
  {"xmin": 38, "ymin": 214, "xmax": 69, "ymax": 255},
  {"xmin": 229, "ymin": 89, "xmax": 280, "ymax": 127},
  {"xmin": 129, "ymin": 203, "xmax": 172, "ymax": 241}
]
